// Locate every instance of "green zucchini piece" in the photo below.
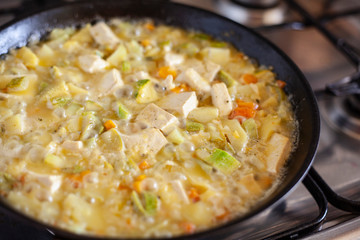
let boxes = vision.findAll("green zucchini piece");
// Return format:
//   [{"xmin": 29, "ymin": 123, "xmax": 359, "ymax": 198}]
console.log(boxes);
[
  {"xmin": 186, "ymin": 121, "xmax": 205, "ymax": 132},
  {"xmin": 134, "ymin": 79, "xmax": 159, "ymax": 103},
  {"xmin": 210, "ymin": 41, "xmax": 227, "ymax": 48},
  {"xmin": 242, "ymin": 118, "xmax": 258, "ymax": 139},
  {"xmin": 44, "ymin": 153, "xmax": 65, "ymax": 168},
  {"xmin": 131, "ymin": 191, "xmax": 147, "ymax": 215},
  {"xmin": 116, "ymin": 101, "xmax": 131, "ymax": 119},
  {"xmin": 66, "ymin": 103, "xmax": 83, "ymax": 116},
  {"xmin": 80, "ymin": 111, "xmax": 99, "ymax": 140},
  {"xmin": 51, "ymin": 97, "xmax": 71, "ymax": 107},
  {"xmin": 144, "ymin": 192, "xmax": 158, "ymax": 216},
  {"xmin": 6, "ymin": 77, "xmax": 29, "ymax": 92},
  {"xmin": 167, "ymin": 128, "xmax": 185, "ymax": 145},
  {"xmin": 206, "ymin": 149, "xmax": 241, "ymax": 174},
  {"xmin": 193, "ymin": 33, "xmax": 211, "ymax": 40},
  {"xmin": 217, "ymin": 70, "xmax": 235, "ymax": 87},
  {"xmin": 121, "ymin": 61, "xmax": 131, "ymax": 73},
  {"xmin": 85, "ymin": 100, "xmax": 103, "ymax": 111}
]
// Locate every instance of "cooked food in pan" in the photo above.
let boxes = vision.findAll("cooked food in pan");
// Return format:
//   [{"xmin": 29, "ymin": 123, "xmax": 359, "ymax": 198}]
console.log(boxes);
[{"xmin": 0, "ymin": 19, "xmax": 297, "ymax": 237}]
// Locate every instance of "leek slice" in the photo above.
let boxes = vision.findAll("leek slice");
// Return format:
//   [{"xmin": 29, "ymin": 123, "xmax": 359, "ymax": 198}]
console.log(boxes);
[
  {"xmin": 217, "ymin": 70, "xmax": 235, "ymax": 87},
  {"xmin": 205, "ymin": 149, "xmax": 241, "ymax": 174}
]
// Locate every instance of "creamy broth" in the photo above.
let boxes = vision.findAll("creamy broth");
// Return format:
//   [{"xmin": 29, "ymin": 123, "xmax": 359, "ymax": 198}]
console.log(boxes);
[{"xmin": 0, "ymin": 19, "xmax": 296, "ymax": 237}]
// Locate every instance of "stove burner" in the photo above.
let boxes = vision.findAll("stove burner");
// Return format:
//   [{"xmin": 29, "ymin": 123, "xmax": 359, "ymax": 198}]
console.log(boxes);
[
  {"xmin": 322, "ymin": 95, "xmax": 360, "ymax": 140},
  {"xmin": 215, "ymin": 0, "xmax": 287, "ymax": 27}
]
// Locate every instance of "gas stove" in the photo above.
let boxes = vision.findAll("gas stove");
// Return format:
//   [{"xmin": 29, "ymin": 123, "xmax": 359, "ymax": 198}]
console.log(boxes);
[{"xmin": 0, "ymin": 0, "xmax": 360, "ymax": 239}]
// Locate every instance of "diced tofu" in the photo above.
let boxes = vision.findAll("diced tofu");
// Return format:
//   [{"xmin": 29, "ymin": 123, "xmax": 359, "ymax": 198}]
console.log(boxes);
[
  {"xmin": 164, "ymin": 52, "xmax": 184, "ymax": 66},
  {"xmin": 211, "ymin": 83, "xmax": 232, "ymax": 116},
  {"xmin": 266, "ymin": 133, "xmax": 291, "ymax": 174},
  {"xmin": 4, "ymin": 114, "xmax": 26, "ymax": 135},
  {"xmin": 202, "ymin": 60, "xmax": 221, "ymax": 82},
  {"xmin": 121, "ymin": 128, "xmax": 168, "ymax": 155},
  {"xmin": 238, "ymin": 173, "xmax": 263, "ymax": 197},
  {"xmin": 176, "ymin": 68, "xmax": 210, "ymax": 94},
  {"xmin": 184, "ymin": 59, "xmax": 220, "ymax": 82},
  {"xmin": 25, "ymin": 170, "xmax": 62, "ymax": 193},
  {"xmin": 125, "ymin": 71, "xmax": 150, "ymax": 82},
  {"xmin": 89, "ymin": 22, "xmax": 119, "ymax": 47},
  {"xmin": 78, "ymin": 54, "xmax": 108, "ymax": 73},
  {"xmin": 158, "ymin": 91, "xmax": 198, "ymax": 117},
  {"xmin": 170, "ymin": 180, "xmax": 189, "ymax": 204},
  {"xmin": 98, "ymin": 69, "xmax": 123, "ymax": 94},
  {"xmin": 62, "ymin": 140, "xmax": 83, "ymax": 152},
  {"xmin": 162, "ymin": 75, "xmax": 175, "ymax": 91},
  {"xmin": 136, "ymin": 103, "xmax": 179, "ymax": 135},
  {"xmin": 201, "ymin": 47, "xmax": 230, "ymax": 65}
]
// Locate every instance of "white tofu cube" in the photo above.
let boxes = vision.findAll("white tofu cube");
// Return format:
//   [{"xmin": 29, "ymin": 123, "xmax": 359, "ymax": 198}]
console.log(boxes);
[
  {"xmin": 89, "ymin": 22, "xmax": 119, "ymax": 47},
  {"xmin": 211, "ymin": 82, "xmax": 233, "ymax": 116},
  {"xmin": 164, "ymin": 52, "xmax": 184, "ymax": 66},
  {"xmin": 136, "ymin": 103, "xmax": 179, "ymax": 135},
  {"xmin": 182, "ymin": 59, "xmax": 220, "ymax": 82},
  {"xmin": 78, "ymin": 54, "xmax": 108, "ymax": 73},
  {"xmin": 62, "ymin": 140, "xmax": 83, "ymax": 152},
  {"xmin": 203, "ymin": 60, "xmax": 221, "ymax": 82},
  {"xmin": 158, "ymin": 91, "xmax": 198, "ymax": 118},
  {"xmin": 162, "ymin": 75, "xmax": 175, "ymax": 91},
  {"xmin": 176, "ymin": 68, "xmax": 210, "ymax": 94},
  {"xmin": 201, "ymin": 47, "xmax": 230, "ymax": 65},
  {"xmin": 171, "ymin": 180, "xmax": 189, "ymax": 204},
  {"xmin": 99, "ymin": 69, "xmax": 123, "ymax": 94},
  {"xmin": 25, "ymin": 170, "xmax": 62, "ymax": 193},
  {"xmin": 125, "ymin": 71, "xmax": 150, "ymax": 82},
  {"xmin": 266, "ymin": 133, "xmax": 291, "ymax": 174},
  {"xmin": 121, "ymin": 128, "xmax": 168, "ymax": 155}
]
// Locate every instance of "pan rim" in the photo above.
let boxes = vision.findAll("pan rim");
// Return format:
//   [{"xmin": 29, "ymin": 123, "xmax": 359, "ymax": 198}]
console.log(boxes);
[{"xmin": 0, "ymin": 0, "xmax": 321, "ymax": 239}]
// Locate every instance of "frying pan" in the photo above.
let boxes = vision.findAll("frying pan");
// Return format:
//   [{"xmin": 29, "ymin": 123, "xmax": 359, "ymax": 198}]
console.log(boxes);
[{"xmin": 0, "ymin": 0, "xmax": 320, "ymax": 239}]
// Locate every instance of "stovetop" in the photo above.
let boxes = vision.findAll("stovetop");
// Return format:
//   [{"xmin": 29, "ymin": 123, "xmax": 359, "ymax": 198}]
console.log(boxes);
[{"xmin": 0, "ymin": 0, "xmax": 360, "ymax": 239}]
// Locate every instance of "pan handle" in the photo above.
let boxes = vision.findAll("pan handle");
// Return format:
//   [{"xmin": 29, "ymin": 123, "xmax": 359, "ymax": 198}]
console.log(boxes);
[
  {"xmin": 265, "ymin": 169, "xmax": 328, "ymax": 240},
  {"xmin": 307, "ymin": 167, "xmax": 360, "ymax": 213}
]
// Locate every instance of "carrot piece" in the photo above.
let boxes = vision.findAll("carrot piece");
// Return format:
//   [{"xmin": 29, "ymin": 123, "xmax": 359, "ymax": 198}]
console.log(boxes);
[
  {"xmin": 144, "ymin": 22, "xmax": 155, "ymax": 31},
  {"xmin": 133, "ymin": 175, "xmax": 147, "ymax": 192},
  {"xmin": 136, "ymin": 174, "xmax": 147, "ymax": 181},
  {"xmin": 276, "ymin": 80, "xmax": 286, "ymax": 88},
  {"xmin": 104, "ymin": 119, "xmax": 116, "ymax": 130},
  {"xmin": 158, "ymin": 66, "xmax": 177, "ymax": 79},
  {"xmin": 171, "ymin": 83, "xmax": 191, "ymax": 93},
  {"xmin": 68, "ymin": 170, "xmax": 91, "ymax": 184},
  {"xmin": 118, "ymin": 184, "xmax": 130, "ymax": 191},
  {"xmin": 188, "ymin": 188, "xmax": 200, "ymax": 203},
  {"xmin": 133, "ymin": 181, "xmax": 142, "ymax": 192},
  {"xmin": 181, "ymin": 222, "xmax": 196, "ymax": 234},
  {"xmin": 216, "ymin": 210, "xmax": 230, "ymax": 221},
  {"xmin": 139, "ymin": 161, "xmax": 151, "ymax": 170},
  {"xmin": 141, "ymin": 39, "xmax": 151, "ymax": 47},
  {"xmin": 243, "ymin": 73, "xmax": 258, "ymax": 84},
  {"xmin": 229, "ymin": 99, "xmax": 258, "ymax": 119}
]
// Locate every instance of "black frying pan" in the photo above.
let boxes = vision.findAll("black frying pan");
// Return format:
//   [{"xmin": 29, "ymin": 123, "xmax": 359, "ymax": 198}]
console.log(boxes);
[{"xmin": 0, "ymin": 0, "xmax": 320, "ymax": 239}]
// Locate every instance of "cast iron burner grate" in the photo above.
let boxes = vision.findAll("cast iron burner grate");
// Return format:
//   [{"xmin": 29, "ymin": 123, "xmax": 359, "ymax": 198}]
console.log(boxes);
[{"xmin": 0, "ymin": 0, "xmax": 360, "ymax": 239}]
